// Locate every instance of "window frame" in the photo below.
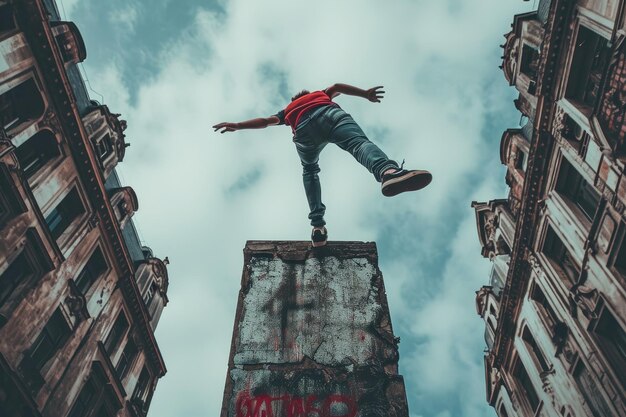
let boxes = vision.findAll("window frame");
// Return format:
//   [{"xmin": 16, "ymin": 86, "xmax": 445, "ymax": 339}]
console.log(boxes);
[
  {"xmin": 114, "ymin": 336, "xmax": 138, "ymax": 381},
  {"xmin": 607, "ymin": 221, "xmax": 626, "ymax": 281},
  {"xmin": 0, "ymin": 163, "xmax": 27, "ymax": 229},
  {"xmin": 0, "ymin": 76, "xmax": 46, "ymax": 135},
  {"xmin": 552, "ymin": 154, "xmax": 601, "ymax": 223},
  {"xmin": 0, "ymin": 229, "xmax": 53, "ymax": 326},
  {"xmin": 67, "ymin": 363, "xmax": 121, "ymax": 417},
  {"xmin": 588, "ymin": 301, "xmax": 626, "ymax": 391},
  {"xmin": 15, "ymin": 129, "xmax": 64, "ymax": 184},
  {"xmin": 512, "ymin": 356, "xmax": 543, "ymax": 416},
  {"xmin": 0, "ymin": 2, "xmax": 18, "ymax": 41},
  {"xmin": 572, "ymin": 358, "xmax": 615, "ymax": 417},
  {"xmin": 19, "ymin": 307, "xmax": 72, "ymax": 391},
  {"xmin": 103, "ymin": 310, "xmax": 130, "ymax": 358},
  {"xmin": 562, "ymin": 21, "xmax": 611, "ymax": 117},
  {"xmin": 43, "ymin": 184, "xmax": 89, "ymax": 248},
  {"xmin": 540, "ymin": 224, "xmax": 581, "ymax": 286},
  {"xmin": 73, "ymin": 245, "xmax": 109, "ymax": 296}
]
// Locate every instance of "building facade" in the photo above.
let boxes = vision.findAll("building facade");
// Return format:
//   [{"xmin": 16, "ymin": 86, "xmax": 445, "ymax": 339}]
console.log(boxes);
[
  {"xmin": 0, "ymin": 1, "xmax": 169, "ymax": 416},
  {"xmin": 473, "ymin": 1, "xmax": 626, "ymax": 416},
  {"xmin": 221, "ymin": 241, "xmax": 408, "ymax": 417}
]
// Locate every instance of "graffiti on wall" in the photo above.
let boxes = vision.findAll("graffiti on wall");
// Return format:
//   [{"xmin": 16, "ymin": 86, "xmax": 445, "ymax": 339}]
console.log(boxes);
[{"xmin": 235, "ymin": 391, "xmax": 357, "ymax": 417}]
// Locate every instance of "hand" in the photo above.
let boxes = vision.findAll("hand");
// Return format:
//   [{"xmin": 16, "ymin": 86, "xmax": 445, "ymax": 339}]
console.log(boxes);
[
  {"xmin": 212, "ymin": 122, "xmax": 239, "ymax": 134},
  {"xmin": 366, "ymin": 86, "xmax": 385, "ymax": 103}
]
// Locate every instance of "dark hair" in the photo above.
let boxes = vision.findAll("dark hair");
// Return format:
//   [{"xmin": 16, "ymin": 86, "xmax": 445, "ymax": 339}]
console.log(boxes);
[{"xmin": 291, "ymin": 90, "xmax": 310, "ymax": 101}]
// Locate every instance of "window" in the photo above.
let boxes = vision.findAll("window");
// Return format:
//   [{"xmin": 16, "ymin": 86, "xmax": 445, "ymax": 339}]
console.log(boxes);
[
  {"xmin": 19, "ymin": 308, "xmax": 71, "ymax": 391},
  {"xmin": 0, "ymin": 164, "xmax": 24, "ymax": 228},
  {"xmin": 0, "ymin": 230, "xmax": 51, "ymax": 326},
  {"xmin": 27, "ymin": 309, "xmax": 71, "ymax": 371},
  {"xmin": 555, "ymin": 157, "xmax": 600, "ymax": 221},
  {"xmin": 95, "ymin": 134, "xmax": 113, "ymax": 160},
  {"xmin": 614, "ymin": 233, "xmax": 626, "ymax": 276},
  {"xmin": 566, "ymin": 26, "xmax": 610, "ymax": 113},
  {"xmin": 15, "ymin": 130, "xmax": 60, "ymax": 179},
  {"xmin": 0, "ymin": 79, "xmax": 45, "ymax": 133},
  {"xmin": 115, "ymin": 338, "xmax": 137, "ymax": 380},
  {"xmin": 522, "ymin": 327, "xmax": 550, "ymax": 372},
  {"xmin": 143, "ymin": 281, "xmax": 156, "ymax": 307},
  {"xmin": 45, "ymin": 188, "xmax": 85, "ymax": 240},
  {"xmin": 103, "ymin": 312, "xmax": 129, "ymax": 355},
  {"xmin": 74, "ymin": 248, "xmax": 107, "ymax": 294},
  {"xmin": 530, "ymin": 284, "xmax": 559, "ymax": 326},
  {"xmin": 513, "ymin": 359, "xmax": 541, "ymax": 414},
  {"xmin": 116, "ymin": 200, "xmax": 127, "ymax": 220},
  {"xmin": 573, "ymin": 361, "xmax": 613, "ymax": 417},
  {"xmin": 520, "ymin": 44, "xmax": 540, "ymax": 80},
  {"xmin": 543, "ymin": 226, "xmax": 580, "ymax": 284},
  {"xmin": 0, "ymin": 252, "xmax": 36, "ymax": 310},
  {"xmin": 68, "ymin": 364, "xmax": 119, "ymax": 417},
  {"xmin": 592, "ymin": 307, "xmax": 626, "ymax": 389},
  {"xmin": 515, "ymin": 148, "xmax": 527, "ymax": 171},
  {"xmin": 0, "ymin": 3, "xmax": 15, "ymax": 35},
  {"xmin": 561, "ymin": 114, "xmax": 585, "ymax": 142},
  {"xmin": 132, "ymin": 367, "xmax": 151, "ymax": 403}
]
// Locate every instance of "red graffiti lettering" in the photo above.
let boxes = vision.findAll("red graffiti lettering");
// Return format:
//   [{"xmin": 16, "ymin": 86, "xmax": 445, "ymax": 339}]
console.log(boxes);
[{"xmin": 235, "ymin": 392, "xmax": 357, "ymax": 417}]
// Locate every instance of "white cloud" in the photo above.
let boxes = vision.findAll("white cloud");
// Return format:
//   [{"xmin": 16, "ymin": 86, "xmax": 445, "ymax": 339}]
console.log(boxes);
[
  {"xmin": 108, "ymin": 2, "xmax": 140, "ymax": 32},
  {"xmin": 81, "ymin": 1, "xmax": 535, "ymax": 416},
  {"xmin": 58, "ymin": 0, "xmax": 82, "ymax": 18}
]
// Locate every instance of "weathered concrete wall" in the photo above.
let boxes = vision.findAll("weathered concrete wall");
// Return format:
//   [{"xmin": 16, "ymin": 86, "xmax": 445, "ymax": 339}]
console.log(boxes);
[{"xmin": 221, "ymin": 241, "xmax": 408, "ymax": 417}]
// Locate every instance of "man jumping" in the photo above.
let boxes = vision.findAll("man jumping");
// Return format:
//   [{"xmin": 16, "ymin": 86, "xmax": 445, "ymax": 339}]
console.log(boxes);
[{"xmin": 213, "ymin": 83, "xmax": 432, "ymax": 247}]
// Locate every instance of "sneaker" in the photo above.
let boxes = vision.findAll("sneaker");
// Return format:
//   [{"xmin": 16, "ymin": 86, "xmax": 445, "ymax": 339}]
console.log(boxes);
[
  {"xmin": 381, "ymin": 169, "xmax": 432, "ymax": 197},
  {"xmin": 311, "ymin": 227, "xmax": 328, "ymax": 247}
]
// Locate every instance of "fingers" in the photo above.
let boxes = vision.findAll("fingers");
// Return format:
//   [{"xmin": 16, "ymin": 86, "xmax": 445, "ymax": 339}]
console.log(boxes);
[
  {"xmin": 369, "ymin": 86, "xmax": 385, "ymax": 103},
  {"xmin": 213, "ymin": 122, "xmax": 236, "ymax": 133}
]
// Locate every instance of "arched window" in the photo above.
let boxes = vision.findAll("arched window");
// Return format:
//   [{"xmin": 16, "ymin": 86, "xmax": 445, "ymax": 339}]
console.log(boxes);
[
  {"xmin": 0, "ymin": 79, "xmax": 45, "ymax": 134},
  {"xmin": 15, "ymin": 130, "xmax": 60, "ymax": 179},
  {"xmin": 522, "ymin": 327, "xmax": 550, "ymax": 372}
]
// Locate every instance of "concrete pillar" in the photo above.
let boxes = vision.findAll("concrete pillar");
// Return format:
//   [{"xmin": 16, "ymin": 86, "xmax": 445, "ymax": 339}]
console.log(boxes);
[{"xmin": 221, "ymin": 241, "xmax": 409, "ymax": 417}]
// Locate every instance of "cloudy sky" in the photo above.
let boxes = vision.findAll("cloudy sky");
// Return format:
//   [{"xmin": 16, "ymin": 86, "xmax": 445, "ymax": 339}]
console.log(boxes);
[{"xmin": 60, "ymin": 0, "xmax": 536, "ymax": 416}]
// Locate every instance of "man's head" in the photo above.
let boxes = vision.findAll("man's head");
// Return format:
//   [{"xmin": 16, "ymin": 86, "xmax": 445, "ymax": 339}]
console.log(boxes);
[{"xmin": 291, "ymin": 90, "xmax": 310, "ymax": 101}]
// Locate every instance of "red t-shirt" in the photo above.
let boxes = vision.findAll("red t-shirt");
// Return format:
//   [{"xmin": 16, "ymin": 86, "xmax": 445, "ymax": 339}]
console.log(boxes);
[{"xmin": 275, "ymin": 90, "xmax": 337, "ymax": 132}]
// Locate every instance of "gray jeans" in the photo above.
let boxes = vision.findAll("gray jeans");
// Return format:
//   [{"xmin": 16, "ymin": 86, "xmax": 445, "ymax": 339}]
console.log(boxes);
[{"xmin": 293, "ymin": 105, "xmax": 398, "ymax": 226}]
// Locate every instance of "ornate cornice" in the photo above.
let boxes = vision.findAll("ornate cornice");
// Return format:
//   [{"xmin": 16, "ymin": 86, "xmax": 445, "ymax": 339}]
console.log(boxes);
[{"xmin": 492, "ymin": 0, "xmax": 574, "ymax": 369}]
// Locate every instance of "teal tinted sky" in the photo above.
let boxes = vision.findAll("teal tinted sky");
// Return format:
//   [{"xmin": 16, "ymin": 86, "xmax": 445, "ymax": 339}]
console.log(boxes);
[{"xmin": 60, "ymin": 1, "xmax": 535, "ymax": 416}]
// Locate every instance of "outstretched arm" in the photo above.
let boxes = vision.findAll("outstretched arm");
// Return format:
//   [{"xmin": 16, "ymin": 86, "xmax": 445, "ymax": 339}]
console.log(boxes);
[
  {"xmin": 324, "ymin": 83, "xmax": 385, "ymax": 102},
  {"xmin": 213, "ymin": 115, "xmax": 281, "ymax": 134}
]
